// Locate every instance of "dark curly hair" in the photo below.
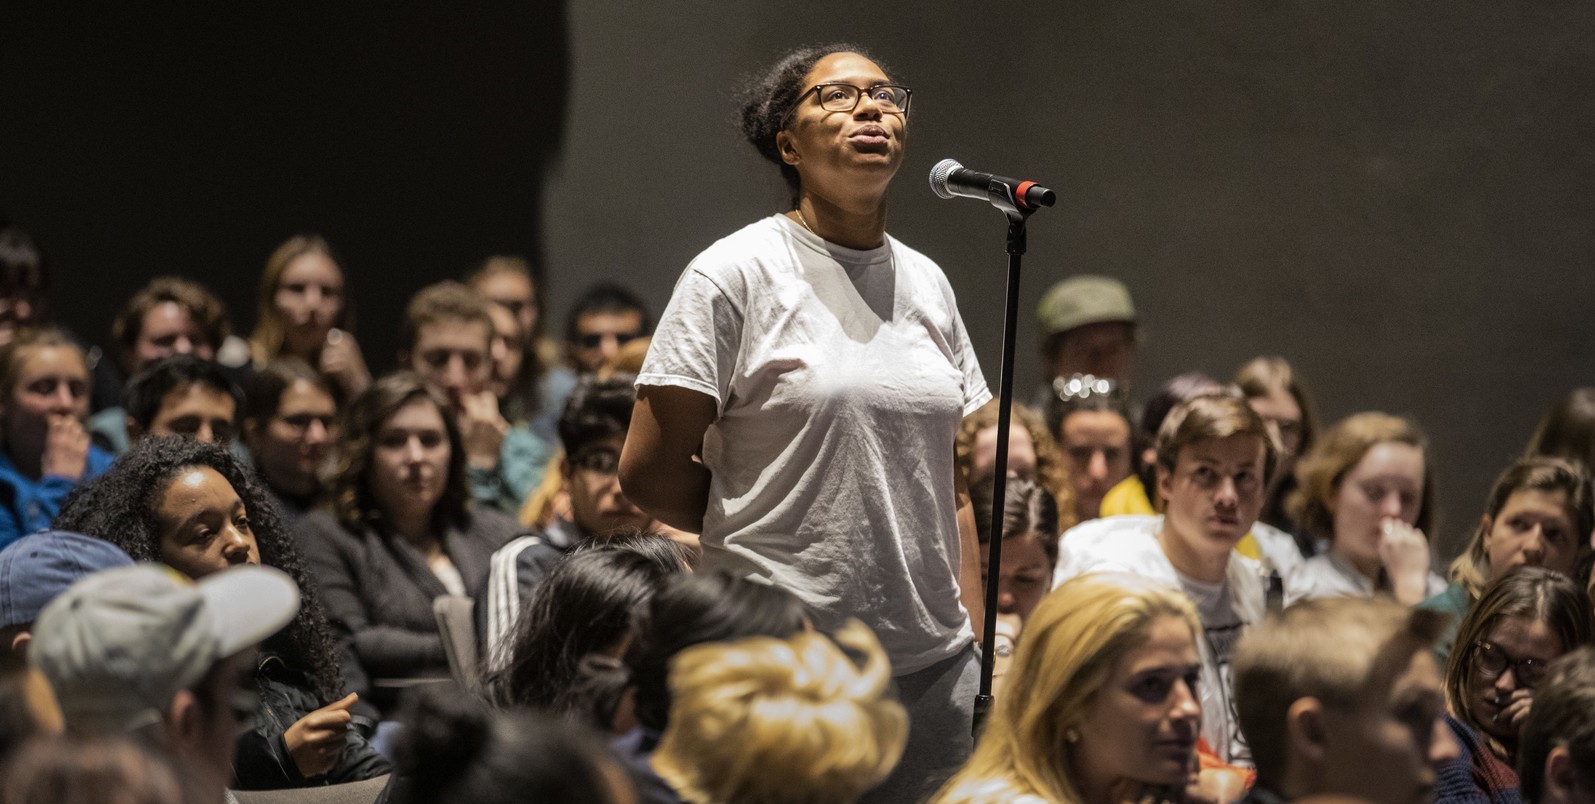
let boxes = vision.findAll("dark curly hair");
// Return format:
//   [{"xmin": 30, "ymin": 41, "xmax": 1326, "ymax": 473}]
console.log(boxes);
[
  {"xmin": 331, "ymin": 372, "xmax": 469, "ymax": 533},
  {"xmin": 55, "ymin": 436, "xmax": 345, "ymax": 703},
  {"xmin": 735, "ymin": 43, "xmax": 885, "ymax": 205}
]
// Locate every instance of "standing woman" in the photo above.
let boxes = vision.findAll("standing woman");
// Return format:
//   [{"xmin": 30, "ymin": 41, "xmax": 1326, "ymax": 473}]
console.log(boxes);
[
  {"xmin": 0, "ymin": 328, "xmax": 113, "ymax": 551},
  {"xmin": 620, "ymin": 44, "xmax": 990, "ymax": 803},
  {"xmin": 250, "ymin": 235, "xmax": 371, "ymax": 403}
]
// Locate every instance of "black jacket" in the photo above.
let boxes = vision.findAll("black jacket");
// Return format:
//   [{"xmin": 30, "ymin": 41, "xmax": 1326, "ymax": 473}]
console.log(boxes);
[{"xmin": 233, "ymin": 653, "xmax": 391, "ymax": 790}]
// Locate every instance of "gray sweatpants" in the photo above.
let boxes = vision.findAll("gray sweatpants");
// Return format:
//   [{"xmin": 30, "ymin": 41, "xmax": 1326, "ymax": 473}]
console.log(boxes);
[{"xmin": 860, "ymin": 643, "xmax": 982, "ymax": 804}]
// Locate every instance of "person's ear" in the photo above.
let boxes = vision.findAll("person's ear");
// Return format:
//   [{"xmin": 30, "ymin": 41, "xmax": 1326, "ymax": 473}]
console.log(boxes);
[
  {"xmin": 1286, "ymin": 697, "xmax": 1330, "ymax": 766},
  {"xmin": 1545, "ymin": 745, "xmax": 1577, "ymax": 804},
  {"xmin": 560, "ymin": 453, "xmax": 574, "ymax": 482},
  {"xmin": 166, "ymin": 688, "xmax": 203, "ymax": 747},
  {"xmin": 777, "ymin": 130, "xmax": 800, "ymax": 167},
  {"xmin": 9, "ymin": 629, "xmax": 30, "ymax": 658},
  {"xmin": 397, "ymin": 348, "xmax": 412, "ymax": 370},
  {"xmin": 1479, "ymin": 513, "xmax": 1495, "ymax": 550},
  {"xmin": 1156, "ymin": 463, "xmax": 1174, "ymax": 505},
  {"xmin": 125, "ymin": 415, "xmax": 144, "ymax": 444}
]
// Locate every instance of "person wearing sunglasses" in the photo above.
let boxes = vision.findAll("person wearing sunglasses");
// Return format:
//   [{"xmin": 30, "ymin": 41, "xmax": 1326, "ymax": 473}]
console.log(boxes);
[
  {"xmin": 1439, "ymin": 567, "xmax": 1593, "ymax": 804},
  {"xmin": 621, "ymin": 44, "xmax": 989, "ymax": 803},
  {"xmin": 563, "ymin": 282, "xmax": 651, "ymax": 377}
]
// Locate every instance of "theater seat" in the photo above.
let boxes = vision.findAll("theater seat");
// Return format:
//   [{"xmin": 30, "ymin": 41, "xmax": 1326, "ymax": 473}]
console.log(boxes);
[{"xmin": 231, "ymin": 775, "xmax": 389, "ymax": 804}]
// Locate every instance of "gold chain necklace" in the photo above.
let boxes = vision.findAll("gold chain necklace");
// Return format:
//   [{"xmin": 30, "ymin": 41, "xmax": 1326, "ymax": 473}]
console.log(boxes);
[{"xmin": 794, "ymin": 208, "xmax": 816, "ymax": 234}]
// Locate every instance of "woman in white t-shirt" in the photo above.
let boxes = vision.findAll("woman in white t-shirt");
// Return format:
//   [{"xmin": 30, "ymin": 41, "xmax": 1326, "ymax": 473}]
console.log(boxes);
[{"xmin": 620, "ymin": 44, "xmax": 990, "ymax": 803}]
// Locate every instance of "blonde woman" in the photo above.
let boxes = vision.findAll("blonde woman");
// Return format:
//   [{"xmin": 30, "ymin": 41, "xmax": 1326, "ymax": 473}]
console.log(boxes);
[
  {"xmin": 653, "ymin": 620, "xmax": 907, "ymax": 804},
  {"xmin": 249, "ymin": 235, "xmax": 370, "ymax": 401},
  {"xmin": 934, "ymin": 575, "xmax": 1202, "ymax": 804}
]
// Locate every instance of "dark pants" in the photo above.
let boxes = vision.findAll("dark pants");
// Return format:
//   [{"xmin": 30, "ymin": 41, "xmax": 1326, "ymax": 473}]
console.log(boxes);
[{"xmin": 861, "ymin": 642, "xmax": 981, "ymax": 804}]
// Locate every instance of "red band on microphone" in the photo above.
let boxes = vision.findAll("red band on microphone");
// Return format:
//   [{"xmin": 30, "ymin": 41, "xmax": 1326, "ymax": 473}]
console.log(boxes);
[{"xmin": 1014, "ymin": 180, "xmax": 1037, "ymax": 208}]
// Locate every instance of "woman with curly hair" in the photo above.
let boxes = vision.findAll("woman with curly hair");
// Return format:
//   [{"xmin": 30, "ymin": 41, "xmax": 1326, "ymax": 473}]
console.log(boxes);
[
  {"xmin": 956, "ymin": 400, "xmax": 1075, "ymax": 534},
  {"xmin": 54, "ymin": 435, "xmax": 388, "ymax": 789}
]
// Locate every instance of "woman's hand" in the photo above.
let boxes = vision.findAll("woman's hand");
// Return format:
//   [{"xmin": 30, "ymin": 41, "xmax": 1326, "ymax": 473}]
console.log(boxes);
[
  {"xmin": 1495, "ymin": 688, "xmax": 1533, "ymax": 732},
  {"xmin": 319, "ymin": 329, "xmax": 371, "ymax": 399},
  {"xmin": 458, "ymin": 390, "xmax": 510, "ymax": 469},
  {"xmin": 1378, "ymin": 519, "xmax": 1432, "ymax": 605},
  {"xmin": 284, "ymin": 693, "xmax": 359, "ymax": 778},
  {"xmin": 41, "ymin": 414, "xmax": 90, "ymax": 479}
]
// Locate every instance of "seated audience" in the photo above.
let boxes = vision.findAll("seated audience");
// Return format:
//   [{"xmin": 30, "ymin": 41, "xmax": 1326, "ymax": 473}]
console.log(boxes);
[
  {"xmin": 1053, "ymin": 392, "xmax": 1274, "ymax": 765},
  {"xmin": 1517, "ymin": 647, "xmax": 1595, "ymax": 804},
  {"xmin": 612, "ymin": 570, "xmax": 809, "ymax": 803},
  {"xmin": 30, "ymin": 563, "xmax": 300, "ymax": 804},
  {"xmin": 242, "ymin": 358, "xmax": 339, "ymax": 521},
  {"xmin": 934, "ymin": 574, "xmax": 1202, "ymax": 804},
  {"xmin": 249, "ymin": 234, "xmax": 371, "ymax": 402},
  {"xmin": 0, "ymin": 329, "xmax": 112, "ymax": 549},
  {"xmin": 1526, "ymin": 389, "xmax": 1595, "ymax": 472},
  {"xmin": 388, "ymin": 682, "xmax": 637, "ymax": 804},
  {"xmin": 1046, "ymin": 374, "xmax": 1133, "ymax": 524},
  {"xmin": 295, "ymin": 372, "xmax": 521, "ymax": 717},
  {"xmin": 484, "ymin": 374, "xmax": 655, "ymax": 650},
  {"xmin": 1099, "ymin": 372, "xmax": 1224, "ymax": 518},
  {"xmin": 122, "ymin": 354, "xmax": 240, "ymax": 445},
  {"xmin": 1235, "ymin": 355, "xmax": 1319, "ymax": 540},
  {"xmin": 1034, "ymin": 274, "xmax": 1139, "ymax": 396},
  {"xmin": 0, "ymin": 733, "xmax": 183, "ymax": 804},
  {"xmin": 486, "ymin": 535, "xmax": 690, "ymax": 717},
  {"xmin": 564, "ymin": 281, "xmax": 651, "ymax": 376},
  {"xmin": 1233, "ymin": 596, "xmax": 1458, "ymax": 804},
  {"xmin": 654, "ymin": 620, "xmax": 907, "ymax": 804},
  {"xmin": 0, "ymin": 530, "xmax": 132, "ymax": 659},
  {"xmin": 1287, "ymin": 413, "xmax": 1446, "ymax": 607},
  {"xmin": 467, "ymin": 255, "xmax": 577, "ymax": 444},
  {"xmin": 958, "ymin": 400, "xmax": 1074, "ymax": 527},
  {"xmin": 1439, "ymin": 568, "xmax": 1593, "ymax": 804},
  {"xmin": 54, "ymin": 436, "xmax": 389, "ymax": 789},
  {"xmin": 91, "ymin": 276, "xmax": 231, "ymax": 452},
  {"xmin": 1421, "ymin": 457, "xmax": 1593, "ymax": 663},
  {"xmin": 0, "ymin": 226, "xmax": 49, "ymax": 349},
  {"xmin": 401, "ymin": 281, "xmax": 552, "ymax": 515},
  {"xmin": 972, "ymin": 477, "xmax": 1059, "ymax": 698}
]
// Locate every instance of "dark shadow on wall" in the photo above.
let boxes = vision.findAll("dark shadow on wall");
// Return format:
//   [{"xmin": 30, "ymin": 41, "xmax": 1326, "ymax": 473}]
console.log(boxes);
[{"xmin": 0, "ymin": 2, "xmax": 569, "ymax": 374}]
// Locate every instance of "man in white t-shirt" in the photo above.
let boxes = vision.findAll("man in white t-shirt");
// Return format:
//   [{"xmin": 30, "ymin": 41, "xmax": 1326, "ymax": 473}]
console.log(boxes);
[{"xmin": 1054, "ymin": 392, "xmax": 1276, "ymax": 766}]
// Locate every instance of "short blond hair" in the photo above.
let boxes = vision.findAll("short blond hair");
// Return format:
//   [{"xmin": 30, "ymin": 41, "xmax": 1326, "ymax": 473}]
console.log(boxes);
[
  {"xmin": 933, "ymin": 575, "xmax": 1201, "ymax": 804},
  {"xmin": 1233, "ymin": 596, "xmax": 1446, "ymax": 791},
  {"xmin": 1155, "ymin": 393, "xmax": 1277, "ymax": 483},
  {"xmin": 653, "ymin": 620, "xmax": 907, "ymax": 804}
]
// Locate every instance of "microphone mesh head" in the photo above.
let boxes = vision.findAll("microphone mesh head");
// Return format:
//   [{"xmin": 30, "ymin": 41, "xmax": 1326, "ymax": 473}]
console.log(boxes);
[{"xmin": 929, "ymin": 158, "xmax": 962, "ymax": 200}]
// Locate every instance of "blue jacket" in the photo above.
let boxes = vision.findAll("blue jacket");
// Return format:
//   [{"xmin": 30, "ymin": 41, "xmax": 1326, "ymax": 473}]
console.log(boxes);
[{"xmin": 0, "ymin": 445, "xmax": 116, "ymax": 552}]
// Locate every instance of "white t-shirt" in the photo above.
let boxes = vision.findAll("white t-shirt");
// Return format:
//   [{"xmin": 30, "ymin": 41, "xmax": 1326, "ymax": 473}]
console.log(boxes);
[
  {"xmin": 1285, "ymin": 550, "xmax": 1448, "ymax": 608},
  {"xmin": 1053, "ymin": 515, "xmax": 1264, "ymax": 766},
  {"xmin": 638, "ymin": 214, "xmax": 991, "ymax": 674}
]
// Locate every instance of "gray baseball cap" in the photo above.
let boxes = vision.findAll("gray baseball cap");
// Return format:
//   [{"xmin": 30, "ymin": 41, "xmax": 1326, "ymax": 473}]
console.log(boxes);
[
  {"xmin": 30, "ymin": 563, "xmax": 300, "ymax": 733},
  {"xmin": 1037, "ymin": 275, "xmax": 1137, "ymax": 336}
]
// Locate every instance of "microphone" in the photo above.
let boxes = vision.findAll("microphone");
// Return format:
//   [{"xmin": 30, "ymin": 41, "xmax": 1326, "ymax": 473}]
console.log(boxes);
[{"xmin": 929, "ymin": 159, "xmax": 1056, "ymax": 211}]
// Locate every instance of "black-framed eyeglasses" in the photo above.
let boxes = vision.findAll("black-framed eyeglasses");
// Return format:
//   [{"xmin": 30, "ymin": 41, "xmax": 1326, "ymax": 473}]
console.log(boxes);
[
  {"xmin": 1472, "ymin": 640, "xmax": 1550, "ymax": 688},
  {"xmin": 278, "ymin": 413, "xmax": 336, "ymax": 434},
  {"xmin": 781, "ymin": 83, "xmax": 912, "ymax": 127},
  {"xmin": 571, "ymin": 448, "xmax": 620, "ymax": 477},
  {"xmin": 575, "ymin": 332, "xmax": 641, "ymax": 351}
]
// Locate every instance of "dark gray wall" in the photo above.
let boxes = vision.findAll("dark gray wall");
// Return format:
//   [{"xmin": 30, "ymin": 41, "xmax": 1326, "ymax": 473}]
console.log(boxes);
[{"xmin": 6, "ymin": 3, "xmax": 1593, "ymax": 558}]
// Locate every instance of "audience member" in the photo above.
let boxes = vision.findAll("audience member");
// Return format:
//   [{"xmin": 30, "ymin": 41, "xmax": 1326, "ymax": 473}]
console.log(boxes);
[
  {"xmin": 1287, "ymin": 413, "xmax": 1445, "ymax": 607},
  {"xmin": 1421, "ymin": 457, "xmax": 1594, "ymax": 663},
  {"xmin": 467, "ymin": 255, "xmax": 577, "ymax": 443},
  {"xmin": 401, "ymin": 281, "xmax": 552, "ymax": 515},
  {"xmin": 54, "ymin": 436, "xmax": 389, "ymax": 789},
  {"xmin": 1047, "ymin": 374, "xmax": 1134, "ymax": 524},
  {"xmin": 613, "ymin": 570, "xmax": 810, "ymax": 803},
  {"xmin": 484, "ymin": 302, "xmax": 525, "ymax": 404},
  {"xmin": 91, "ymin": 277, "xmax": 231, "ymax": 450},
  {"xmin": 0, "ymin": 732, "xmax": 183, "ymax": 804},
  {"xmin": 388, "ymin": 682, "xmax": 637, "ymax": 804},
  {"xmin": 0, "ymin": 650, "xmax": 62, "ymax": 770},
  {"xmin": 249, "ymin": 234, "xmax": 371, "ymax": 402},
  {"xmin": 0, "ymin": 226, "xmax": 49, "ymax": 349},
  {"xmin": 1235, "ymin": 356, "xmax": 1320, "ymax": 538},
  {"xmin": 241, "ymin": 358, "xmax": 339, "ymax": 521},
  {"xmin": 1438, "ymin": 568, "xmax": 1592, "ymax": 804},
  {"xmin": 655, "ymin": 620, "xmax": 907, "ymax": 804},
  {"xmin": 486, "ymin": 535, "xmax": 689, "ymax": 718},
  {"xmin": 1233, "ymin": 596, "xmax": 1457, "ymax": 804},
  {"xmin": 1100, "ymin": 372, "xmax": 1226, "ymax": 517},
  {"xmin": 0, "ymin": 329, "xmax": 112, "ymax": 549},
  {"xmin": 1517, "ymin": 647, "xmax": 1595, "ymax": 804},
  {"xmin": 295, "ymin": 372, "xmax": 520, "ymax": 717},
  {"xmin": 957, "ymin": 400, "xmax": 1074, "ymax": 529},
  {"xmin": 122, "ymin": 354, "xmax": 240, "ymax": 445},
  {"xmin": 1035, "ymin": 274, "xmax": 1139, "ymax": 394},
  {"xmin": 484, "ymin": 374, "xmax": 655, "ymax": 650},
  {"xmin": 30, "ymin": 563, "xmax": 300, "ymax": 804},
  {"xmin": 565, "ymin": 281, "xmax": 650, "ymax": 376},
  {"xmin": 1053, "ymin": 392, "xmax": 1275, "ymax": 765},
  {"xmin": 0, "ymin": 530, "xmax": 132, "ymax": 659},
  {"xmin": 973, "ymin": 477, "xmax": 1059, "ymax": 629},
  {"xmin": 934, "ymin": 574, "xmax": 1202, "ymax": 804},
  {"xmin": 1526, "ymin": 389, "xmax": 1595, "ymax": 473}
]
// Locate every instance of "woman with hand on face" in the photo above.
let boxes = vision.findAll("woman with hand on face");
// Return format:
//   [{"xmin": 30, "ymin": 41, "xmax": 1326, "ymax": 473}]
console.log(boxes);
[
  {"xmin": 294, "ymin": 372, "xmax": 520, "ymax": 718},
  {"xmin": 1285, "ymin": 412, "xmax": 1448, "ymax": 607},
  {"xmin": 53, "ymin": 436, "xmax": 389, "ymax": 789},
  {"xmin": 621, "ymin": 44, "xmax": 988, "ymax": 802},
  {"xmin": 250, "ymin": 235, "xmax": 371, "ymax": 403},
  {"xmin": 0, "ymin": 328, "xmax": 112, "ymax": 551},
  {"xmin": 933, "ymin": 574, "xmax": 1203, "ymax": 804},
  {"xmin": 1437, "ymin": 567, "xmax": 1592, "ymax": 804}
]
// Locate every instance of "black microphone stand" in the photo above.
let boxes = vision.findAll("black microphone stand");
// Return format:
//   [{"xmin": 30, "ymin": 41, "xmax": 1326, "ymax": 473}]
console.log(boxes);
[{"xmin": 969, "ymin": 196, "xmax": 1042, "ymax": 738}]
